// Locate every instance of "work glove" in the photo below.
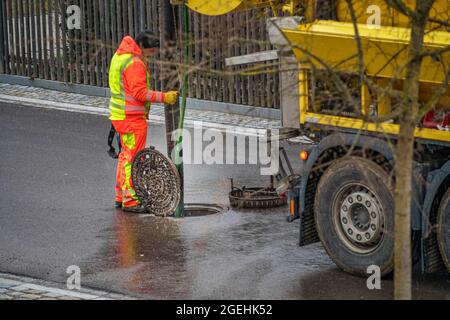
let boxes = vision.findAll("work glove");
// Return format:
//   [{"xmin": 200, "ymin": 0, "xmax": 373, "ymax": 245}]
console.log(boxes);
[{"xmin": 164, "ymin": 91, "xmax": 179, "ymax": 105}]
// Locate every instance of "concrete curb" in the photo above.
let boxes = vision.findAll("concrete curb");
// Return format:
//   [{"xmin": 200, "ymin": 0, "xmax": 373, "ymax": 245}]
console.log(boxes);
[
  {"xmin": 0, "ymin": 94, "xmax": 270, "ymax": 137},
  {"xmin": 0, "ymin": 74, "xmax": 281, "ymax": 120}
]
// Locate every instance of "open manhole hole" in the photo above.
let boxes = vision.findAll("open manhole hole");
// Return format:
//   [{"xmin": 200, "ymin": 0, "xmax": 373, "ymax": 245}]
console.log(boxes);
[
  {"xmin": 132, "ymin": 148, "xmax": 226, "ymax": 218},
  {"xmin": 183, "ymin": 203, "xmax": 225, "ymax": 217}
]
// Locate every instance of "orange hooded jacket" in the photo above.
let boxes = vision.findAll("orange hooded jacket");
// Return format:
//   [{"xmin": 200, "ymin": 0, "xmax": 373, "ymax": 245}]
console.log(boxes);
[{"xmin": 109, "ymin": 36, "xmax": 165, "ymax": 121}]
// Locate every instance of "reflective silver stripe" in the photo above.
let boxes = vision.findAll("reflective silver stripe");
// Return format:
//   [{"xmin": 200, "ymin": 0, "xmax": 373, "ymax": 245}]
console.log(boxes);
[
  {"xmin": 125, "ymin": 105, "xmax": 146, "ymax": 112},
  {"xmin": 111, "ymin": 92, "xmax": 144, "ymax": 103},
  {"xmin": 156, "ymin": 92, "xmax": 164, "ymax": 103},
  {"xmin": 110, "ymin": 101, "xmax": 145, "ymax": 113},
  {"xmin": 146, "ymin": 90, "xmax": 164, "ymax": 103}
]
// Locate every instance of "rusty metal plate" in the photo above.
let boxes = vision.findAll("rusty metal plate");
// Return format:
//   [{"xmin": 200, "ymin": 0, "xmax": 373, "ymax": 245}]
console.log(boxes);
[
  {"xmin": 131, "ymin": 148, "xmax": 181, "ymax": 217},
  {"xmin": 229, "ymin": 187, "xmax": 287, "ymax": 209}
]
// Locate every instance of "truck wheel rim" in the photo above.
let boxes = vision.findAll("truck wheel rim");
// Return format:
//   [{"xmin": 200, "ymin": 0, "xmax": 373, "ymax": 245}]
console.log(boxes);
[{"xmin": 332, "ymin": 183, "xmax": 385, "ymax": 254}]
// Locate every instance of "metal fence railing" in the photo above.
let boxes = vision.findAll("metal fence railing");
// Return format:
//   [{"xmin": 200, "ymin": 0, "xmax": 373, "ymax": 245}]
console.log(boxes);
[{"xmin": 0, "ymin": 0, "xmax": 280, "ymax": 109}]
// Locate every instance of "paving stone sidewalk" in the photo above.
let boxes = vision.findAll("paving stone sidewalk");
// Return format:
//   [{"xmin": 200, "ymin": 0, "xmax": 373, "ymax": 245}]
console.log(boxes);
[
  {"xmin": 0, "ymin": 273, "xmax": 135, "ymax": 300},
  {"xmin": 0, "ymin": 83, "xmax": 282, "ymax": 131}
]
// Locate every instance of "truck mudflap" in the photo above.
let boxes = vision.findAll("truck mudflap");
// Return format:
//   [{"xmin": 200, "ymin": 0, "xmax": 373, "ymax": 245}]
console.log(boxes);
[
  {"xmin": 298, "ymin": 173, "xmax": 320, "ymax": 246},
  {"xmin": 437, "ymin": 189, "xmax": 450, "ymax": 273},
  {"xmin": 287, "ymin": 179, "xmax": 321, "ymax": 246},
  {"xmin": 423, "ymin": 231, "xmax": 446, "ymax": 273},
  {"xmin": 424, "ymin": 184, "xmax": 450, "ymax": 273},
  {"xmin": 285, "ymin": 144, "xmax": 321, "ymax": 246},
  {"xmin": 284, "ymin": 142, "xmax": 321, "ymax": 246},
  {"xmin": 421, "ymin": 161, "xmax": 450, "ymax": 273}
]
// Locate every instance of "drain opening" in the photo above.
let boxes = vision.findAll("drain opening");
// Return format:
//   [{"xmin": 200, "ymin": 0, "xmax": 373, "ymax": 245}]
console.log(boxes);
[{"xmin": 183, "ymin": 203, "xmax": 225, "ymax": 217}]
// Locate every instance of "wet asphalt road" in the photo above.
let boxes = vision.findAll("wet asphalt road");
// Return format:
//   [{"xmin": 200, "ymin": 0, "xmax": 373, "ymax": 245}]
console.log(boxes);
[{"xmin": 0, "ymin": 102, "xmax": 449, "ymax": 299}]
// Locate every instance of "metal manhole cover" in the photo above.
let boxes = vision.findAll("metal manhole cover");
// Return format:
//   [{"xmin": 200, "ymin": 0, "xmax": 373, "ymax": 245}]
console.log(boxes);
[{"xmin": 131, "ymin": 147, "xmax": 181, "ymax": 217}]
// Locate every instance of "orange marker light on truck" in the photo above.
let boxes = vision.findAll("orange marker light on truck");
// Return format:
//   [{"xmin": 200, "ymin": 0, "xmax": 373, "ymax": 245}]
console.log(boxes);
[
  {"xmin": 300, "ymin": 150, "xmax": 309, "ymax": 161},
  {"xmin": 290, "ymin": 199, "xmax": 295, "ymax": 216}
]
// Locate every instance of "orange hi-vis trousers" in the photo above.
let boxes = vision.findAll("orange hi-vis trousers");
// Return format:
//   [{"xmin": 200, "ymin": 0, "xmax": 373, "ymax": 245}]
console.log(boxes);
[{"xmin": 112, "ymin": 119, "xmax": 147, "ymax": 208}]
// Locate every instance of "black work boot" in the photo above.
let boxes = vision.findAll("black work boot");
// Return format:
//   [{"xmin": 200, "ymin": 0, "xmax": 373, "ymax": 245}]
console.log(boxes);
[{"xmin": 122, "ymin": 205, "xmax": 148, "ymax": 214}]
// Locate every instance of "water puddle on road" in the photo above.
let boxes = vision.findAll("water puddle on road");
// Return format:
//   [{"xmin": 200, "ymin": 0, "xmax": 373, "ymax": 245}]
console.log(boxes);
[{"xmin": 81, "ymin": 206, "xmax": 450, "ymax": 300}]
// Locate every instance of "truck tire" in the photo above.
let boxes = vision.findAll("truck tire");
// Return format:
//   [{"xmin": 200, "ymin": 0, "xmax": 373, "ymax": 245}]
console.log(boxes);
[
  {"xmin": 315, "ymin": 157, "xmax": 395, "ymax": 276},
  {"xmin": 437, "ymin": 188, "xmax": 450, "ymax": 273}
]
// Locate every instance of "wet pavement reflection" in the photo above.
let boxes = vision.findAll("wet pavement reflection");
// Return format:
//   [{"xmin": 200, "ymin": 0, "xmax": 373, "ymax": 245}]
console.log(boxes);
[
  {"xmin": 0, "ymin": 105, "xmax": 449, "ymax": 300},
  {"xmin": 84, "ymin": 205, "xmax": 450, "ymax": 299}
]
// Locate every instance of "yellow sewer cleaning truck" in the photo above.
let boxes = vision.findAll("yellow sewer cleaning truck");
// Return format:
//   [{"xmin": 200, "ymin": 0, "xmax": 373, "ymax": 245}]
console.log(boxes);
[{"xmin": 182, "ymin": 0, "xmax": 450, "ymax": 276}]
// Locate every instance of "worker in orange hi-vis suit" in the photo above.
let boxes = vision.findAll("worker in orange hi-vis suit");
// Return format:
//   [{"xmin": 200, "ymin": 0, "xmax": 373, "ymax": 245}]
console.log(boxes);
[{"xmin": 109, "ymin": 31, "xmax": 178, "ymax": 213}]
